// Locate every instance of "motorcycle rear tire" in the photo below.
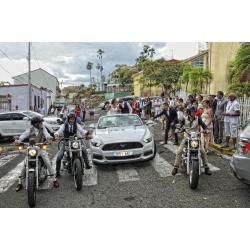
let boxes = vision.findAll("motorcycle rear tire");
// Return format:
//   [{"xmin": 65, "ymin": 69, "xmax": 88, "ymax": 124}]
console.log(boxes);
[
  {"xmin": 189, "ymin": 159, "xmax": 199, "ymax": 190},
  {"xmin": 73, "ymin": 158, "xmax": 83, "ymax": 191},
  {"xmin": 28, "ymin": 172, "xmax": 36, "ymax": 208}
]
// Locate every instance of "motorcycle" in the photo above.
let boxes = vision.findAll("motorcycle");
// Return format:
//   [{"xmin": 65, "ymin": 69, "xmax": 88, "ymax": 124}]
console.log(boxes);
[
  {"xmin": 181, "ymin": 129, "xmax": 202, "ymax": 190},
  {"xmin": 58, "ymin": 135, "xmax": 89, "ymax": 191},
  {"xmin": 16, "ymin": 140, "xmax": 50, "ymax": 208}
]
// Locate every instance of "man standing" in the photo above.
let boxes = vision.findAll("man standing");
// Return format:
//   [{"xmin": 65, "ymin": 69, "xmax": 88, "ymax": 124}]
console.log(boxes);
[
  {"xmin": 81, "ymin": 102, "xmax": 86, "ymax": 122},
  {"xmin": 222, "ymin": 93, "xmax": 240, "ymax": 150},
  {"xmin": 214, "ymin": 91, "xmax": 227, "ymax": 144},
  {"xmin": 154, "ymin": 102, "xmax": 178, "ymax": 145}
]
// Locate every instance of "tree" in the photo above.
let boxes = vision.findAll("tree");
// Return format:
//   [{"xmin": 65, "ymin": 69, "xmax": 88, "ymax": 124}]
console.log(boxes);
[
  {"xmin": 202, "ymin": 69, "xmax": 213, "ymax": 94},
  {"xmin": 86, "ymin": 61, "xmax": 93, "ymax": 84},
  {"xmin": 180, "ymin": 65, "xmax": 192, "ymax": 92},
  {"xmin": 227, "ymin": 44, "xmax": 250, "ymax": 96},
  {"xmin": 97, "ymin": 49, "xmax": 105, "ymax": 90},
  {"xmin": 141, "ymin": 60, "xmax": 183, "ymax": 96}
]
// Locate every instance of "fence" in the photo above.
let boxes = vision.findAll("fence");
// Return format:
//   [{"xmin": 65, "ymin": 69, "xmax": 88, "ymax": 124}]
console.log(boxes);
[
  {"xmin": 238, "ymin": 95, "xmax": 250, "ymax": 127},
  {"xmin": 0, "ymin": 95, "xmax": 11, "ymax": 112}
]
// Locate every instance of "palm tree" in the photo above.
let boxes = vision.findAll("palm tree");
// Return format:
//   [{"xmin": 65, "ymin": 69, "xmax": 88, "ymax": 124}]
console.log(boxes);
[
  {"xmin": 202, "ymin": 69, "xmax": 213, "ymax": 94},
  {"xmin": 97, "ymin": 49, "xmax": 104, "ymax": 90},
  {"xmin": 86, "ymin": 62, "xmax": 93, "ymax": 84},
  {"xmin": 148, "ymin": 47, "xmax": 156, "ymax": 61}
]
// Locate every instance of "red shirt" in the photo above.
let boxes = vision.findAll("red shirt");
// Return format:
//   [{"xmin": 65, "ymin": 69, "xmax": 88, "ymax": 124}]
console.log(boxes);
[{"xmin": 75, "ymin": 107, "xmax": 81, "ymax": 117}]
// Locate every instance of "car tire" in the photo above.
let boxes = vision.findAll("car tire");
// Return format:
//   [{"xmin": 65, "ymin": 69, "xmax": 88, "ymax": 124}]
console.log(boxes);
[{"xmin": 146, "ymin": 141, "xmax": 157, "ymax": 161}]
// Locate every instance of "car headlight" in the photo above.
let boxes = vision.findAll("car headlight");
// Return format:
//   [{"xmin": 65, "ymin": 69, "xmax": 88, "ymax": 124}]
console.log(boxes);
[
  {"xmin": 191, "ymin": 140, "xmax": 199, "ymax": 148},
  {"xmin": 72, "ymin": 142, "xmax": 79, "ymax": 149},
  {"xmin": 28, "ymin": 149, "xmax": 37, "ymax": 157},
  {"xmin": 91, "ymin": 141, "xmax": 101, "ymax": 147}
]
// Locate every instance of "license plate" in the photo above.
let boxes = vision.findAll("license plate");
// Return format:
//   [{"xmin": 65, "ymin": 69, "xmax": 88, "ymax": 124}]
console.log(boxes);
[{"xmin": 113, "ymin": 151, "xmax": 133, "ymax": 157}]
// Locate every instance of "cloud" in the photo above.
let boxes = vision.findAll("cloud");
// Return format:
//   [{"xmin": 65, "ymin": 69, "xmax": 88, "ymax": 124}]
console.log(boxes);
[{"xmin": 0, "ymin": 42, "xmax": 198, "ymax": 86}]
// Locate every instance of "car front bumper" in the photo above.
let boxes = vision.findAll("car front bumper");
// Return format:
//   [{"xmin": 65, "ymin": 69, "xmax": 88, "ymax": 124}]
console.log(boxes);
[
  {"xmin": 230, "ymin": 153, "xmax": 250, "ymax": 184},
  {"xmin": 90, "ymin": 141, "xmax": 155, "ymax": 165}
]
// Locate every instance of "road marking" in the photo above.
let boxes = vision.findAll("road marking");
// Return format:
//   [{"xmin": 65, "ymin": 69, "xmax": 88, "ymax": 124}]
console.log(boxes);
[
  {"xmin": 83, "ymin": 164, "xmax": 98, "ymax": 186},
  {"xmin": 116, "ymin": 167, "xmax": 140, "ymax": 183},
  {"xmin": 151, "ymin": 153, "xmax": 181, "ymax": 177},
  {"xmin": 0, "ymin": 160, "xmax": 24, "ymax": 193},
  {"xmin": 0, "ymin": 154, "xmax": 18, "ymax": 168},
  {"xmin": 163, "ymin": 144, "xmax": 220, "ymax": 172}
]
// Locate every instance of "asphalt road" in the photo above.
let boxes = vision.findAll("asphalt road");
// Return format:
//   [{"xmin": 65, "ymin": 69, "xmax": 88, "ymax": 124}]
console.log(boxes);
[{"xmin": 0, "ymin": 111, "xmax": 249, "ymax": 208}]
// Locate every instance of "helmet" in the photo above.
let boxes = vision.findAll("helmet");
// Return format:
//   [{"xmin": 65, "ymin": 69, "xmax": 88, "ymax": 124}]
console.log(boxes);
[{"xmin": 31, "ymin": 116, "xmax": 44, "ymax": 126}]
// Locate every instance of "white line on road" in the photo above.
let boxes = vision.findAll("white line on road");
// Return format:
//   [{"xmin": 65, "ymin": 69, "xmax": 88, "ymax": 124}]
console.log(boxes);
[
  {"xmin": 116, "ymin": 167, "xmax": 140, "ymax": 183},
  {"xmin": 0, "ymin": 154, "xmax": 18, "ymax": 168},
  {"xmin": 0, "ymin": 160, "xmax": 24, "ymax": 193},
  {"xmin": 163, "ymin": 144, "xmax": 220, "ymax": 172},
  {"xmin": 151, "ymin": 153, "xmax": 181, "ymax": 177}
]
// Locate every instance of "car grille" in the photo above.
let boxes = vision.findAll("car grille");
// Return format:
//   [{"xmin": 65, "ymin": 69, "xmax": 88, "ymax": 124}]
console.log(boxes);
[
  {"xmin": 105, "ymin": 154, "xmax": 141, "ymax": 160},
  {"xmin": 102, "ymin": 142, "xmax": 143, "ymax": 151}
]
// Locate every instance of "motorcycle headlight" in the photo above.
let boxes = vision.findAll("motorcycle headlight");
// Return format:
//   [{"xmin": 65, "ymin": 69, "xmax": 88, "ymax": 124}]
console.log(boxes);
[
  {"xmin": 28, "ymin": 149, "xmax": 37, "ymax": 157},
  {"xmin": 72, "ymin": 141, "xmax": 79, "ymax": 149},
  {"xmin": 191, "ymin": 140, "xmax": 199, "ymax": 148}
]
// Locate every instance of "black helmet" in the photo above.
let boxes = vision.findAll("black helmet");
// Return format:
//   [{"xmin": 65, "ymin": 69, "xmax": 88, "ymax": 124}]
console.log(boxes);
[{"xmin": 31, "ymin": 116, "xmax": 44, "ymax": 126}]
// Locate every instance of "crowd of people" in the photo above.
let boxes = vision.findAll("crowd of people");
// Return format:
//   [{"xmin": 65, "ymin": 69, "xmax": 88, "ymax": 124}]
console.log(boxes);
[{"xmin": 106, "ymin": 91, "xmax": 241, "ymax": 151}]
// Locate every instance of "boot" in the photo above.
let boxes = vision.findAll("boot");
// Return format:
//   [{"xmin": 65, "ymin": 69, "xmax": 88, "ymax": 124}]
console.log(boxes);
[
  {"xmin": 53, "ymin": 179, "xmax": 59, "ymax": 188},
  {"xmin": 172, "ymin": 166, "xmax": 178, "ymax": 176},
  {"xmin": 85, "ymin": 163, "xmax": 92, "ymax": 170},
  {"xmin": 204, "ymin": 167, "xmax": 212, "ymax": 175},
  {"xmin": 15, "ymin": 183, "xmax": 23, "ymax": 192},
  {"xmin": 221, "ymin": 136, "xmax": 230, "ymax": 148}
]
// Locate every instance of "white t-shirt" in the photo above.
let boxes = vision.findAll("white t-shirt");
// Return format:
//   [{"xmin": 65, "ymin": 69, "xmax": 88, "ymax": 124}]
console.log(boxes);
[{"xmin": 224, "ymin": 99, "xmax": 240, "ymax": 123}]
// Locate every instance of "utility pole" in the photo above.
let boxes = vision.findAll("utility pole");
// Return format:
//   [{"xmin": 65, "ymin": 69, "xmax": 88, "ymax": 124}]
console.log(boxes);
[{"xmin": 28, "ymin": 42, "xmax": 32, "ymax": 109}]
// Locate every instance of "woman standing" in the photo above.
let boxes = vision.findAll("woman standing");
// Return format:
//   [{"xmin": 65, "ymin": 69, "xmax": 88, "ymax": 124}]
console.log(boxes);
[
  {"xmin": 201, "ymin": 100, "xmax": 213, "ymax": 153},
  {"xmin": 75, "ymin": 105, "xmax": 81, "ymax": 124},
  {"xmin": 107, "ymin": 99, "xmax": 120, "ymax": 114}
]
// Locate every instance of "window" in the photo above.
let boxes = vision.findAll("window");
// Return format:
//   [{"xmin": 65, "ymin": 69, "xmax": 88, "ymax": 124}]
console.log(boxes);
[
  {"xmin": 0, "ymin": 114, "xmax": 11, "ymax": 121},
  {"xmin": 10, "ymin": 113, "xmax": 26, "ymax": 121}
]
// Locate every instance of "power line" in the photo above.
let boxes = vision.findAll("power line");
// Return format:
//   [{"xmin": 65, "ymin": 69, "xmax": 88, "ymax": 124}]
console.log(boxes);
[
  {"xmin": 0, "ymin": 48, "xmax": 29, "ymax": 84},
  {"xmin": 0, "ymin": 62, "xmax": 28, "ymax": 85},
  {"xmin": 31, "ymin": 44, "xmax": 50, "ymax": 91}
]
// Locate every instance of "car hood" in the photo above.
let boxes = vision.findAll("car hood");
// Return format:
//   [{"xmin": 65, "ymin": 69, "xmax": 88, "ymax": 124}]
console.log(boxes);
[{"xmin": 94, "ymin": 126, "xmax": 148, "ymax": 143}]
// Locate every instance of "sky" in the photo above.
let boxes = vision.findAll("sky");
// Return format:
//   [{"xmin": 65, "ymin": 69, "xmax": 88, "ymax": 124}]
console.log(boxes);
[{"xmin": 0, "ymin": 42, "xmax": 203, "ymax": 88}]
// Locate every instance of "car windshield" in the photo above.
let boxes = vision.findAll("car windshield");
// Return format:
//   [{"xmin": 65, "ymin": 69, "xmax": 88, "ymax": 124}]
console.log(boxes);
[
  {"xmin": 97, "ymin": 115, "xmax": 143, "ymax": 129},
  {"xmin": 23, "ymin": 111, "xmax": 43, "ymax": 118},
  {"xmin": 241, "ymin": 121, "xmax": 250, "ymax": 138}
]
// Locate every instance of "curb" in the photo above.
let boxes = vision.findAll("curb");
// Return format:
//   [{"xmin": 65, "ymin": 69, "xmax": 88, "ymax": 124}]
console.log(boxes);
[{"xmin": 209, "ymin": 143, "xmax": 235, "ymax": 156}]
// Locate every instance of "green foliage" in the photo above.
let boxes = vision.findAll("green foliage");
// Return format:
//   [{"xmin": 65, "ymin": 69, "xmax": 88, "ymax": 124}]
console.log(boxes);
[
  {"xmin": 140, "ymin": 60, "xmax": 183, "ymax": 95},
  {"xmin": 227, "ymin": 45, "xmax": 250, "ymax": 96},
  {"xmin": 180, "ymin": 66, "xmax": 212, "ymax": 94}
]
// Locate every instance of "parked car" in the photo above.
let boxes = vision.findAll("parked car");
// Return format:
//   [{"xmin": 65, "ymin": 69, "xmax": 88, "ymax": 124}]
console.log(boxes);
[
  {"xmin": 0, "ymin": 110, "xmax": 54, "ymax": 139},
  {"xmin": 89, "ymin": 114, "xmax": 156, "ymax": 165},
  {"xmin": 43, "ymin": 116, "xmax": 63, "ymax": 131},
  {"xmin": 230, "ymin": 120, "xmax": 250, "ymax": 185}
]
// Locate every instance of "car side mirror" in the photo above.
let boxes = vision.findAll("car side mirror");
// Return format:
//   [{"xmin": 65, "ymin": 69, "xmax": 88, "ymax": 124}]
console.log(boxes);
[{"xmin": 23, "ymin": 117, "xmax": 30, "ymax": 121}]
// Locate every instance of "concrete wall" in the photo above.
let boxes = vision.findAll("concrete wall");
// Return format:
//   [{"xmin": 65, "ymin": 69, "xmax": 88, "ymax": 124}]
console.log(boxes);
[
  {"xmin": 208, "ymin": 42, "xmax": 241, "ymax": 94},
  {"xmin": 13, "ymin": 69, "xmax": 59, "ymax": 103},
  {"xmin": 0, "ymin": 85, "xmax": 49, "ymax": 114}
]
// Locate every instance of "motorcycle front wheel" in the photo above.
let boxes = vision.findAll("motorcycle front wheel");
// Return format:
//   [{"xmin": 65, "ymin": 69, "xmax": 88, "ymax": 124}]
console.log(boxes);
[
  {"xmin": 73, "ymin": 158, "xmax": 83, "ymax": 191},
  {"xmin": 189, "ymin": 159, "xmax": 199, "ymax": 190},
  {"xmin": 27, "ymin": 172, "xmax": 36, "ymax": 208}
]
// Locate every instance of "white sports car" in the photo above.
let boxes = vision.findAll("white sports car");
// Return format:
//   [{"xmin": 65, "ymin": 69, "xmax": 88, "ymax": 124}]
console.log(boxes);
[{"xmin": 90, "ymin": 114, "xmax": 156, "ymax": 165}]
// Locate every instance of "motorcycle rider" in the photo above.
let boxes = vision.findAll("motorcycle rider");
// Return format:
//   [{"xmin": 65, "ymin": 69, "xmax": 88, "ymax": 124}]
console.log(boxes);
[
  {"xmin": 172, "ymin": 109, "xmax": 212, "ymax": 176},
  {"xmin": 15, "ymin": 116, "xmax": 59, "ymax": 192},
  {"xmin": 54, "ymin": 112, "xmax": 92, "ymax": 177}
]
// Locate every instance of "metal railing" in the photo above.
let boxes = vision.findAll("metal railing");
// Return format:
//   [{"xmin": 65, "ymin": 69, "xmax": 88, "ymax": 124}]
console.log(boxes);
[{"xmin": 239, "ymin": 95, "xmax": 250, "ymax": 127}]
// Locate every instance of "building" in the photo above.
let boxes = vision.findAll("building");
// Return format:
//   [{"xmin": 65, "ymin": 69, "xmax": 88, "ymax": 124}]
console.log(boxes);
[
  {"xmin": 0, "ymin": 84, "xmax": 50, "ymax": 114},
  {"xmin": 207, "ymin": 42, "xmax": 241, "ymax": 94},
  {"xmin": 12, "ymin": 68, "xmax": 60, "ymax": 105},
  {"xmin": 181, "ymin": 50, "xmax": 208, "ymax": 69}
]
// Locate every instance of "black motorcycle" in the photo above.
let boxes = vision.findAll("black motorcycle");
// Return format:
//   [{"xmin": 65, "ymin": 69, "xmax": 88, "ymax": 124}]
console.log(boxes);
[
  {"xmin": 58, "ymin": 135, "xmax": 88, "ymax": 191},
  {"xmin": 17, "ymin": 141, "xmax": 50, "ymax": 208},
  {"xmin": 181, "ymin": 130, "xmax": 202, "ymax": 190}
]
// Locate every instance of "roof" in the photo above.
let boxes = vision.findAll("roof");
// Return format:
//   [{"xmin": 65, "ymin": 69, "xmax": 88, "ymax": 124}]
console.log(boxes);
[
  {"xmin": 181, "ymin": 50, "xmax": 208, "ymax": 64},
  {"xmin": 13, "ymin": 68, "xmax": 59, "ymax": 81},
  {"xmin": 0, "ymin": 83, "xmax": 50, "ymax": 92}
]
